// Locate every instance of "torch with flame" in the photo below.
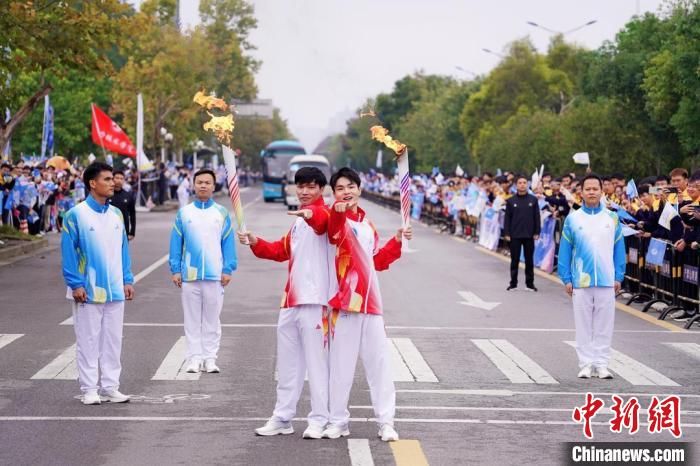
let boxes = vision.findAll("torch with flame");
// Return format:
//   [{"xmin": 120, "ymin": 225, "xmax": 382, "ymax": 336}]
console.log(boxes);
[
  {"xmin": 362, "ymin": 112, "xmax": 411, "ymax": 228},
  {"xmin": 193, "ymin": 90, "xmax": 246, "ymax": 236}
]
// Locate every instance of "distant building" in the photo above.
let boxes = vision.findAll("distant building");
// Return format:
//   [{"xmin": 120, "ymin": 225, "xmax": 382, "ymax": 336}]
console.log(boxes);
[{"xmin": 233, "ymin": 99, "xmax": 274, "ymax": 119}]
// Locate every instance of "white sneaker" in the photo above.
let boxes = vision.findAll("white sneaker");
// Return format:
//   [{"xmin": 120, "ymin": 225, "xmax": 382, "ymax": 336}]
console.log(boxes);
[
  {"xmin": 322, "ymin": 424, "xmax": 350, "ymax": 439},
  {"xmin": 378, "ymin": 424, "xmax": 399, "ymax": 442},
  {"xmin": 185, "ymin": 359, "xmax": 201, "ymax": 373},
  {"xmin": 254, "ymin": 418, "xmax": 294, "ymax": 436},
  {"xmin": 204, "ymin": 359, "xmax": 220, "ymax": 373},
  {"xmin": 82, "ymin": 390, "xmax": 101, "ymax": 405},
  {"xmin": 100, "ymin": 389, "xmax": 130, "ymax": 403},
  {"xmin": 302, "ymin": 424, "xmax": 325, "ymax": 439},
  {"xmin": 577, "ymin": 365, "xmax": 593, "ymax": 379},
  {"xmin": 596, "ymin": 367, "xmax": 613, "ymax": 379}
]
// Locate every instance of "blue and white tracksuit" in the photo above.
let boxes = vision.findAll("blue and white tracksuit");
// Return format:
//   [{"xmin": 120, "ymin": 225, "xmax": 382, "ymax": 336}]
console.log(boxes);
[
  {"xmin": 558, "ymin": 203, "xmax": 626, "ymax": 369},
  {"xmin": 61, "ymin": 195, "xmax": 134, "ymax": 394},
  {"xmin": 169, "ymin": 198, "xmax": 237, "ymax": 362}
]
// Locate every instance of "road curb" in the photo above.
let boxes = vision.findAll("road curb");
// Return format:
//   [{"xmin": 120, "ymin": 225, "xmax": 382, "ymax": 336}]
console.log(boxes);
[{"xmin": 0, "ymin": 237, "xmax": 49, "ymax": 263}]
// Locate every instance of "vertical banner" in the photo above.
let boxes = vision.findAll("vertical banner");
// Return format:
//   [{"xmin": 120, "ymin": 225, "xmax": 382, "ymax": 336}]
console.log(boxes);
[
  {"xmin": 478, "ymin": 208, "xmax": 501, "ymax": 250},
  {"xmin": 376, "ymin": 149, "xmax": 383, "ymax": 168},
  {"xmin": 397, "ymin": 150, "xmax": 410, "ymax": 229},
  {"xmin": 41, "ymin": 95, "xmax": 54, "ymax": 160},
  {"xmin": 2, "ymin": 109, "xmax": 10, "ymax": 160},
  {"xmin": 136, "ymin": 94, "xmax": 153, "ymax": 171},
  {"xmin": 533, "ymin": 216, "xmax": 557, "ymax": 273}
]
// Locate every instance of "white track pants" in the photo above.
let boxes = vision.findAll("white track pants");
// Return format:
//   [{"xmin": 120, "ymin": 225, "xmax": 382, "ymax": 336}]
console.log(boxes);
[
  {"xmin": 272, "ymin": 305, "xmax": 329, "ymax": 427},
  {"xmin": 72, "ymin": 301, "xmax": 124, "ymax": 393},
  {"xmin": 181, "ymin": 280, "xmax": 224, "ymax": 361},
  {"xmin": 572, "ymin": 287, "xmax": 615, "ymax": 369},
  {"xmin": 329, "ymin": 312, "xmax": 395, "ymax": 428}
]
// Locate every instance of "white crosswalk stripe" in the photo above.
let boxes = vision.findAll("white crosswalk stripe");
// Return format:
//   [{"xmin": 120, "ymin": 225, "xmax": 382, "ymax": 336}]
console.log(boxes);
[
  {"xmin": 389, "ymin": 338, "xmax": 439, "ymax": 383},
  {"xmin": 564, "ymin": 341, "xmax": 679, "ymax": 386},
  {"xmin": 472, "ymin": 339, "xmax": 558, "ymax": 384},
  {"xmin": 152, "ymin": 337, "xmax": 200, "ymax": 381},
  {"xmin": 664, "ymin": 342, "xmax": 700, "ymax": 361},
  {"xmin": 0, "ymin": 334, "xmax": 23, "ymax": 350},
  {"xmin": 348, "ymin": 439, "xmax": 375, "ymax": 466},
  {"xmin": 30, "ymin": 344, "xmax": 78, "ymax": 380}
]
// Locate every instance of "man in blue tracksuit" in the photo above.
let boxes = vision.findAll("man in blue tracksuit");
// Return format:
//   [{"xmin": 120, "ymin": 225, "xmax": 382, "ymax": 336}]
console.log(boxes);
[
  {"xmin": 61, "ymin": 162, "xmax": 134, "ymax": 405},
  {"xmin": 169, "ymin": 168, "xmax": 237, "ymax": 374},
  {"xmin": 558, "ymin": 174, "xmax": 626, "ymax": 380}
]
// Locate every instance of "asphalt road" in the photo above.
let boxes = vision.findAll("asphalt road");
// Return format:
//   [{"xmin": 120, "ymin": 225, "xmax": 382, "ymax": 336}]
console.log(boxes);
[{"xmin": 0, "ymin": 185, "xmax": 698, "ymax": 466}]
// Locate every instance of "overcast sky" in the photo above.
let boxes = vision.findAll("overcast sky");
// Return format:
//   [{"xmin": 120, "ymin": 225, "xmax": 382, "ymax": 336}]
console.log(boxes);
[{"xmin": 162, "ymin": 0, "xmax": 665, "ymax": 151}]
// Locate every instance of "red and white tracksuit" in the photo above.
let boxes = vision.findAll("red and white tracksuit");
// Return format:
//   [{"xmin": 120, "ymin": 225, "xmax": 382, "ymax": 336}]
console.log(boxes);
[
  {"xmin": 327, "ymin": 204, "xmax": 402, "ymax": 428},
  {"xmin": 250, "ymin": 197, "xmax": 337, "ymax": 428}
]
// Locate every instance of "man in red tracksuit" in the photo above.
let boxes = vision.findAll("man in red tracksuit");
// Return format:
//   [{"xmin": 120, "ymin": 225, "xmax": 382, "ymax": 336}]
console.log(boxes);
[
  {"xmin": 238, "ymin": 167, "xmax": 337, "ymax": 439},
  {"xmin": 322, "ymin": 167, "xmax": 412, "ymax": 442}
]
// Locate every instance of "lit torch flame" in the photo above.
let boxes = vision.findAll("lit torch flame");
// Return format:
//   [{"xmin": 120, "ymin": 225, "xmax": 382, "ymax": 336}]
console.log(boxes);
[
  {"xmin": 193, "ymin": 90, "xmax": 229, "ymax": 112},
  {"xmin": 203, "ymin": 112, "xmax": 235, "ymax": 145},
  {"xmin": 370, "ymin": 125, "xmax": 406, "ymax": 157}
]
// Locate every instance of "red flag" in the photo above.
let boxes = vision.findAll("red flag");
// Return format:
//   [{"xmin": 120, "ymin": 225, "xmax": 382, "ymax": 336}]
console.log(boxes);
[{"xmin": 91, "ymin": 104, "xmax": 136, "ymax": 157}]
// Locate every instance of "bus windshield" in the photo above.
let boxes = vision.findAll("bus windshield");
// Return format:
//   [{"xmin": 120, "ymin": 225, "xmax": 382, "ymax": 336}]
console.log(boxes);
[{"xmin": 263, "ymin": 148, "xmax": 305, "ymax": 180}]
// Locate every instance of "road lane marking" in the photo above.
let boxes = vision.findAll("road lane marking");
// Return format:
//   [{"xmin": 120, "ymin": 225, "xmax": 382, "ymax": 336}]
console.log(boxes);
[
  {"xmin": 0, "ymin": 334, "xmax": 23, "ymax": 350},
  {"xmin": 564, "ymin": 341, "xmax": 679, "ymax": 386},
  {"xmin": 475, "ymin": 246, "xmax": 686, "ymax": 333},
  {"xmin": 1, "ymin": 416, "xmax": 699, "ymax": 429},
  {"xmin": 457, "ymin": 291, "xmax": 500, "ymax": 311},
  {"xmin": 58, "ymin": 320, "xmax": 676, "ymax": 333},
  {"xmin": 390, "ymin": 440, "xmax": 429, "ymax": 466},
  {"xmin": 391, "ymin": 338, "xmax": 438, "ymax": 383},
  {"xmin": 348, "ymin": 439, "xmax": 375, "ymax": 466},
  {"xmin": 664, "ymin": 343, "xmax": 700, "ymax": 361},
  {"xmin": 389, "ymin": 339, "xmax": 414, "ymax": 382},
  {"xmin": 396, "ymin": 389, "xmax": 700, "ymax": 398},
  {"xmin": 472, "ymin": 339, "xmax": 558, "ymax": 384},
  {"xmin": 30, "ymin": 344, "xmax": 77, "ymax": 380},
  {"xmin": 349, "ymin": 405, "xmax": 700, "ymax": 415},
  {"xmin": 152, "ymin": 337, "xmax": 199, "ymax": 381}
]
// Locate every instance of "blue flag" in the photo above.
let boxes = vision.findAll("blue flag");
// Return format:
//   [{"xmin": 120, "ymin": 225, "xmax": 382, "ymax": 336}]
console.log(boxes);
[
  {"xmin": 41, "ymin": 95, "xmax": 54, "ymax": 160},
  {"xmin": 645, "ymin": 238, "xmax": 667, "ymax": 266},
  {"xmin": 626, "ymin": 179, "xmax": 638, "ymax": 199}
]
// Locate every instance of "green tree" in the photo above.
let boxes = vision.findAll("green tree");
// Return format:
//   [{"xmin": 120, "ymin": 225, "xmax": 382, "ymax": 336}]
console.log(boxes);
[{"xmin": 0, "ymin": 0, "xmax": 131, "ymax": 156}]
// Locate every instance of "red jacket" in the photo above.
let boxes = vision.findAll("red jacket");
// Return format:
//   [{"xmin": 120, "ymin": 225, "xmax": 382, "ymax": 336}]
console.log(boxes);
[
  {"xmin": 327, "ymin": 203, "xmax": 401, "ymax": 315},
  {"xmin": 250, "ymin": 197, "xmax": 337, "ymax": 308}
]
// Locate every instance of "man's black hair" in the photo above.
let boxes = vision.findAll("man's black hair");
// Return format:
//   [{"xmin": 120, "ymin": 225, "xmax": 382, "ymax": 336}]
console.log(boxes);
[
  {"xmin": 602, "ymin": 176, "xmax": 611, "ymax": 182},
  {"xmin": 193, "ymin": 168, "xmax": 216, "ymax": 183},
  {"xmin": 482, "ymin": 172, "xmax": 494, "ymax": 179},
  {"xmin": 514, "ymin": 174, "xmax": 528, "ymax": 183},
  {"xmin": 83, "ymin": 162, "xmax": 113, "ymax": 192},
  {"xmin": 294, "ymin": 166, "xmax": 327, "ymax": 187},
  {"xmin": 1, "ymin": 163, "xmax": 11, "ymax": 170},
  {"xmin": 553, "ymin": 177, "xmax": 563, "ymax": 183},
  {"xmin": 330, "ymin": 167, "xmax": 361, "ymax": 190},
  {"xmin": 113, "ymin": 170, "xmax": 125, "ymax": 177},
  {"xmin": 656, "ymin": 175, "xmax": 670, "ymax": 184},
  {"xmin": 638, "ymin": 184, "xmax": 651, "ymax": 195},
  {"xmin": 581, "ymin": 173, "xmax": 603, "ymax": 189},
  {"xmin": 610, "ymin": 172, "xmax": 625, "ymax": 180}
]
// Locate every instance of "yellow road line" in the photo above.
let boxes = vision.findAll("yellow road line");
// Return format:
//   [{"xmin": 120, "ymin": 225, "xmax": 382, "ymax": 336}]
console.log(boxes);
[
  {"xmin": 390, "ymin": 440, "xmax": 429, "ymax": 466},
  {"xmin": 474, "ymin": 246, "xmax": 687, "ymax": 333}
]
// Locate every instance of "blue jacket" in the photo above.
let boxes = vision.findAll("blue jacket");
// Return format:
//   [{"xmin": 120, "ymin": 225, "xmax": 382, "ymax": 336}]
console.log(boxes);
[
  {"xmin": 61, "ymin": 195, "xmax": 134, "ymax": 303},
  {"xmin": 558, "ymin": 203, "xmax": 626, "ymax": 288},
  {"xmin": 169, "ymin": 198, "xmax": 237, "ymax": 281}
]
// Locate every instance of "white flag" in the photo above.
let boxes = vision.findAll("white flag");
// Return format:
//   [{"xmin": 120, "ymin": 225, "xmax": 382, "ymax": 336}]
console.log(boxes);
[
  {"xmin": 136, "ymin": 93, "xmax": 154, "ymax": 172},
  {"xmin": 658, "ymin": 202, "xmax": 679, "ymax": 231},
  {"xmin": 376, "ymin": 149, "xmax": 383, "ymax": 168},
  {"xmin": 572, "ymin": 152, "xmax": 590, "ymax": 165},
  {"xmin": 531, "ymin": 169, "xmax": 540, "ymax": 189},
  {"xmin": 455, "ymin": 164, "xmax": 464, "ymax": 177}
]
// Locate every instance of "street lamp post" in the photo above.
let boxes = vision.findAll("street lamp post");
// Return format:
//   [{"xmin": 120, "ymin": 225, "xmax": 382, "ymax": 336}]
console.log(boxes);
[
  {"xmin": 160, "ymin": 127, "xmax": 173, "ymax": 163},
  {"xmin": 526, "ymin": 19, "xmax": 597, "ymax": 36},
  {"xmin": 455, "ymin": 66, "xmax": 478, "ymax": 77},
  {"xmin": 482, "ymin": 48, "xmax": 506, "ymax": 59}
]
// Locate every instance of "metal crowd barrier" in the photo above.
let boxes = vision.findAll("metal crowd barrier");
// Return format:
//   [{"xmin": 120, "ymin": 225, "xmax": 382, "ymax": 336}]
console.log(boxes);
[
  {"xmin": 363, "ymin": 192, "xmax": 699, "ymax": 329},
  {"xmin": 622, "ymin": 236, "xmax": 699, "ymax": 328}
]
